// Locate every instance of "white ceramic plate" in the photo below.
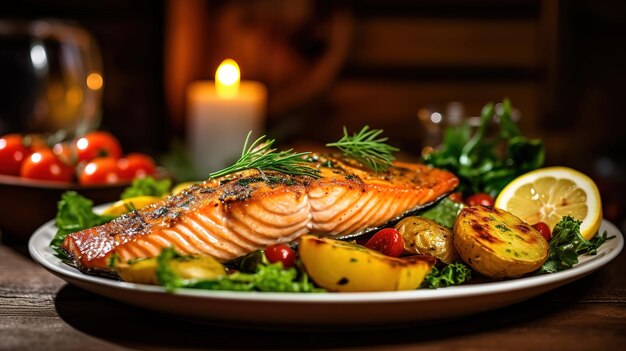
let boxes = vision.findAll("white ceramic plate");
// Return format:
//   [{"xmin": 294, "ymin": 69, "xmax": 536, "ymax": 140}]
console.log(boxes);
[{"xmin": 29, "ymin": 218, "xmax": 623, "ymax": 328}]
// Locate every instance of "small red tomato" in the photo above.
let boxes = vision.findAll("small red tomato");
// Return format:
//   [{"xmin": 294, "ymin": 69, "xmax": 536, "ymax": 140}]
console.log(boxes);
[
  {"xmin": 79, "ymin": 157, "xmax": 121, "ymax": 185},
  {"xmin": 448, "ymin": 192, "xmax": 463, "ymax": 203},
  {"xmin": 466, "ymin": 193, "xmax": 495, "ymax": 207},
  {"xmin": 264, "ymin": 244, "xmax": 297, "ymax": 268},
  {"xmin": 20, "ymin": 149, "xmax": 73, "ymax": 182},
  {"xmin": 117, "ymin": 153, "xmax": 157, "ymax": 180},
  {"xmin": 0, "ymin": 134, "xmax": 31, "ymax": 176},
  {"xmin": 74, "ymin": 131, "xmax": 122, "ymax": 162},
  {"xmin": 365, "ymin": 228, "xmax": 404, "ymax": 257},
  {"xmin": 533, "ymin": 222, "xmax": 552, "ymax": 242}
]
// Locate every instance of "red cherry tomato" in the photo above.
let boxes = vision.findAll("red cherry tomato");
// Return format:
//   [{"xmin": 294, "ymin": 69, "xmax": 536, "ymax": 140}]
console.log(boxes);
[
  {"xmin": 264, "ymin": 244, "xmax": 297, "ymax": 268},
  {"xmin": 117, "ymin": 153, "xmax": 157, "ymax": 180},
  {"xmin": 79, "ymin": 157, "xmax": 121, "ymax": 185},
  {"xmin": 74, "ymin": 131, "xmax": 122, "ymax": 162},
  {"xmin": 365, "ymin": 228, "xmax": 404, "ymax": 257},
  {"xmin": 20, "ymin": 149, "xmax": 73, "ymax": 182},
  {"xmin": 533, "ymin": 222, "xmax": 552, "ymax": 242},
  {"xmin": 448, "ymin": 192, "xmax": 463, "ymax": 203},
  {"xmin": 466, "ymin": 193, "xmax": 495, "ymax": 207},
  {"xmin": 0, "ymin": 134, "xmax": 31, "ymax": 176}
]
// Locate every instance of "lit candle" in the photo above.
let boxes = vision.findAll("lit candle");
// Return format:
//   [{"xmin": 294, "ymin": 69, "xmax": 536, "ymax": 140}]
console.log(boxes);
[{"xmin": 187, "ymin": 59, "xmax": 267, "ymax": 176}]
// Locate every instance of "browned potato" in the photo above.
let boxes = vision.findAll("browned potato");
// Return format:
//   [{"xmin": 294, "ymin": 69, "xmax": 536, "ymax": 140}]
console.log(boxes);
[
  {"xmin": 453, "ymin": 206, "xmax": 549, "ymax": 278},
  {"xmin": 395, "ymin": 216, "xmax": 459, "ymax": 264}
]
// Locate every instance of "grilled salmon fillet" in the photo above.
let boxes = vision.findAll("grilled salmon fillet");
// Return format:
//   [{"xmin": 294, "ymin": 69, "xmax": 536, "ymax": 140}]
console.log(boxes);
[{"xmin": 62, "ymin": 154, "xmax": 458, "ymax": 272}]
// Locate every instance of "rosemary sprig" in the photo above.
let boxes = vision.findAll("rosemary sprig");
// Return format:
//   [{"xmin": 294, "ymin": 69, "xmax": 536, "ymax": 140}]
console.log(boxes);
[
  {"xmin": 209, "ymin": 132, "xmax": 320, "ymax": 179},
  {"xmin": 326, "ymin": 126, "xmax": 399, "ymax": 172}
]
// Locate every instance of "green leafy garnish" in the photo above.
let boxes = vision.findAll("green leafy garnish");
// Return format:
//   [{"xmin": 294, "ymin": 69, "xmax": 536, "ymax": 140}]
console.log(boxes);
[
  {"xmin": 326, "ymin": 125, "xmax": 399, "ymax": 172},
  {"xmin": 121, "ymin": 176, "xmax": 172, "ymax": 199},
  {"xmin": 50, "ymin": 191, "xmax": 116, "ymax": 256},
  {"xmin": 209, "ymin": 132, "xmax": 320, "ymax": 180},
  {"xmin": 421, "ymin": 262, "xmax": 472, "ymax": 288},
  {"xmin": 420, "ymin": 197, "xmax": 464, "ymax": 228},
  {"xmin": 423, "ymin": 99, "xmax": 544, "ymax": 197},
  {"xmin": 156, "ymin": 247, "xmax": 323, "ymax": 292},
  {"xmin": 536, "ymin": 216, "xmax": 612, "ymax": 274}
]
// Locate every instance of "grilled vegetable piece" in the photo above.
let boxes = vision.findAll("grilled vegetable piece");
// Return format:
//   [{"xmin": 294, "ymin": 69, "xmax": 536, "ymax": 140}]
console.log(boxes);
[
  {"xmin": 115, "ymin": 254, "xmax": 225, "ymax": 285},
  {"xmin": 395, "ymin": 216, "xmax": 459, "ymax": 264},
  {"xmin": 299, "ymin": 234, "xmax": 435, "ymax": 292},
  {"xmin": 453, "ymin": 206, "xmax": 549, "ymax": 278}
]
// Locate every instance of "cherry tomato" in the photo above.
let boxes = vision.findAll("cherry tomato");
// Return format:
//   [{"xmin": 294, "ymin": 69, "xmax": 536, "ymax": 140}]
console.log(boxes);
[
  {"xmin": 264, "ymin": 244, "xmax": 297, "ymax": 268},
  {"xmin": 533, "ymin": 222, "xmax": 552, "ymax": 242},
  {"xmin": 0, "ymin": 134, "xmax": 31, "ymax": 176},
  {"xmin": 448, "ymin": 192, "xmax": 463, "ymax": 203},
  {"xmin": 20, "ymin": 149, "xmax": 73, "ymax": 182},
  {"xmin": 117, "ymin": 153, "xmax": 157, "ymax": 180},
  {"xmin": 79, "ymin": 157, "xmax": 121, "ymax": 185},
  {"xmin": 364, "ymin": 228, "xmax": 404, "ymax": 257},
  {"xmin": 466, "ymin": 193, "xmax": 495, "ymax": 207},
  {"xmin": 75, "ymin": 131, "xmax": 122, "ymax": 162}
]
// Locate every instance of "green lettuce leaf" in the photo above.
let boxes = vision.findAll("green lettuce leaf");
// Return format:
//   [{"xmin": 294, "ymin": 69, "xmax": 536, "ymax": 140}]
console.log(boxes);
[
  {"xmin": 156, "ymin": 247, "xmax": 324, "ymax": 293},
  {"xmin": 50, "ymin": 191, "xmax": 116, "ymax": 256},
  {"xmin": 420, "ymin": 197, "xmax": 464, "ymax": 228},
  {"xmin": 421, "ymin": 262, "xmax": 472, "ymax": 288}
]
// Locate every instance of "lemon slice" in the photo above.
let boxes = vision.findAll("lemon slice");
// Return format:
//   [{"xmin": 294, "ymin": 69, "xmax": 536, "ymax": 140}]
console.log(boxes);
[
  {"xmin": 495, "ymin": 167, "xmax": 602, "ymax": 240},
  {"xmin": 102, "ymin": 196, "xmax": 162, "ymax": 216}
]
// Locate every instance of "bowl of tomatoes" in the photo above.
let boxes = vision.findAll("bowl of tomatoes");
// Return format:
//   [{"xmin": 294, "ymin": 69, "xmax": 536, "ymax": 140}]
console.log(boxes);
[{"xmin": 0, "ymin": 131, "xmax": 168, "ymax": 242}]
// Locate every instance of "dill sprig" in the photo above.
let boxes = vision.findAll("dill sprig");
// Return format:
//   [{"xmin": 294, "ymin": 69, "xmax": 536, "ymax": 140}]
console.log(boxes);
[
  {"xmin": 326, "ymin": 126, "xmax": 399, "ymax": 172},
  {"xmin": 209, "ymin": 132, "xmax": 320, "ymax": 179}
]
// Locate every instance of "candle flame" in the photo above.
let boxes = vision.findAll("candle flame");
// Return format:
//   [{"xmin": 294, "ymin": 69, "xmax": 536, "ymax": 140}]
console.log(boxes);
[{"xmin": 216, "ymin": 59, "xmax": 240, "ymax": 98}]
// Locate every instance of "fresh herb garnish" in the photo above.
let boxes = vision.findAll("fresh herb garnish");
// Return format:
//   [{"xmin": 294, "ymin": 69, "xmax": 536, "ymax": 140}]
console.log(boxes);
[
  {"xmin": 209, "ymin": 132, "xmax": 320, "ymax": 180},
  {"xmin": 536, "ymin": 216, "xmax": 612, "ymax": 274},
  {"xmin": 326, "ymin": 125, "xmax": 399, "ymax": 172},
  {"xmin": 420, "ymin": 197, "xmax": 464, "ymax": 228},
  {"xmin": 421, "ymin": 262, "xmax": 472, "ymax": 288},
  {"xmin": 50, "ymin": 191, "xmax": 116, "ymax": 256},
  {"xmin": 156, "ymin": 247, "xmax": 323, "ymax": 292},
  {"xmin": 423, "ymin": 99, "xmax": 544, "ymax": 197},
  {"xmin": 121, "ymin": 176, "xmax": 172, "ymax": 199}
]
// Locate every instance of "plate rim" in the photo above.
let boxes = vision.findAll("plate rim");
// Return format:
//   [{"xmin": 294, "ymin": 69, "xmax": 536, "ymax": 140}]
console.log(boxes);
[{"xmin": 29, "ymin": 218, "xmax": 623, "ymax": 304}]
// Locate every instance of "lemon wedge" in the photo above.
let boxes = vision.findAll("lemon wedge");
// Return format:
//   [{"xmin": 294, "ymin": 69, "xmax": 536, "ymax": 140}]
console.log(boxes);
[
  {"xmin": 102, "ymin": 196, "xmax": 162, "ymax": 216},
  {"xmin": 495, "ymin": 167, "xmax": 602, "ymax": 240}
]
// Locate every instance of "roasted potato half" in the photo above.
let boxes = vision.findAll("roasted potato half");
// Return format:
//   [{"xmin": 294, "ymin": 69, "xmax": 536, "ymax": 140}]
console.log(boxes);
[
  {"xmin": 299, "ymin": 235, "xmax": 435, "ymax": 292},
  {"xmin": 395, "ymin": 216, "xmax": 459, "ymax": 264},
  {"xmin": 453, "ymin": 206, "xmax": 549, "ymax": 279}
]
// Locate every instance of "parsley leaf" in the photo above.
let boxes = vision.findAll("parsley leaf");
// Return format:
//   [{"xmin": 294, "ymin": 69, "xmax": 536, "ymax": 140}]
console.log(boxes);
[
  {"xmin": 121, "ymin": 176, "xmax": 171, "ymax": 199},
  {"xmin": 536, "ymin": 216, "xmax": 612, "ymax": 274},
  {"xmin": 421, "ymin": 262, "xmax": 472, "ymax": 288}
]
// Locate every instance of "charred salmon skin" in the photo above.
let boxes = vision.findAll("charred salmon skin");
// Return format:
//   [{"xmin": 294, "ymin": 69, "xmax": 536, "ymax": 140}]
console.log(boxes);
[{"xmin": 62, "ymin": 154, "xmax": 458, "ymax": 272}]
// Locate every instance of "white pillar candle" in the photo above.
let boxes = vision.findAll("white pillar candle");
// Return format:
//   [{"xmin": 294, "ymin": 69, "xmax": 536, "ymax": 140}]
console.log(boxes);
[{"xmin": 187, "ymin": 59, "xmax": 267, "ymax": 177}]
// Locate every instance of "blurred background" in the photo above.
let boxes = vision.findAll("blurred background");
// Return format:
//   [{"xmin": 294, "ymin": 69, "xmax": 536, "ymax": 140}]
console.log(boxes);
[{"xmin": 1, "ymin": 0, "xmax": 625, "ymax": 230}]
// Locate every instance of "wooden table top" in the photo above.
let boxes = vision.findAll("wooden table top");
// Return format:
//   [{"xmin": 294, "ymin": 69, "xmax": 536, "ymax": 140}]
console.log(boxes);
[{"xmin": 1, "ymin": 240, "xmax": 625, "ymax": 351}]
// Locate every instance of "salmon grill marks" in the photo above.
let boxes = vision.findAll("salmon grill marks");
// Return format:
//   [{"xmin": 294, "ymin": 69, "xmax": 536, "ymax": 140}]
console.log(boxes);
[{"xmin": 61, "ymin": 154, "xmax": 459, "ymax": 272}]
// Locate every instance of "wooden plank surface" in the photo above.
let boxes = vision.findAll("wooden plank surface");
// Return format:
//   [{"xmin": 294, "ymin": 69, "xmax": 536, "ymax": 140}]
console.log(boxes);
[{"xmin": 1, "ymin": 243, "xmax": 624, "ymax": 351}]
